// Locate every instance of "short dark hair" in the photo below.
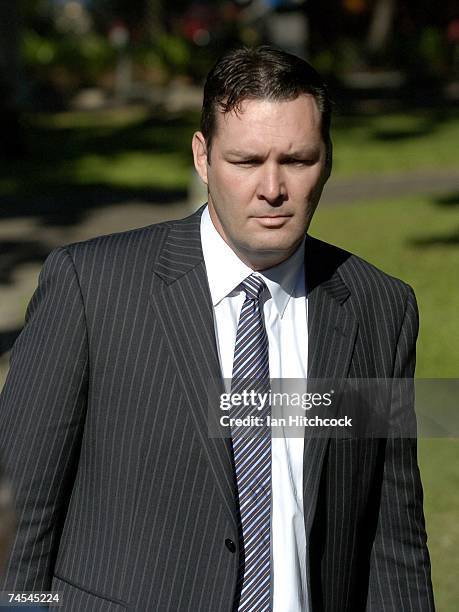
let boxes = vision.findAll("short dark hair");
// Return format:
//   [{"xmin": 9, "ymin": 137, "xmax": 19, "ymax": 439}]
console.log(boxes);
[{"xmin": 201, "ymin": 45, "xmax": 332, "ymax": 161}]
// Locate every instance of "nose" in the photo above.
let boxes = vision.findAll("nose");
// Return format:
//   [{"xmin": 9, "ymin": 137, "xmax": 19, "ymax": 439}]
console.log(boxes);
[{"xmin": 256, "ymin": 162, "xmax": 286, "ymax": 205}]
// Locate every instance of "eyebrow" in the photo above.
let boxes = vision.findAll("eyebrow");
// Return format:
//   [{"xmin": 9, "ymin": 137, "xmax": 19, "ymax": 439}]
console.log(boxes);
[
  {"xmin": 224, "ymin": 148, "xmax": 321, "ymax": 160},
  {"xmin": 224, "ymin": 146, "xmax": 320, "ymax": 162},
  {"xmin": 224, "ymin": 150, "xmax": 261, "ymax": 158}
]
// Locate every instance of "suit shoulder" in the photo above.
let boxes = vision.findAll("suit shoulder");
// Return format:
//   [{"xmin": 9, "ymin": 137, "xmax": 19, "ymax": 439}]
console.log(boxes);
[
  {"xmin": 50, "ymin": 221, "xmax": 172, "ymax": 289},
  {"xmin": 52, "ymin": 210, "xmax": 202, "ymax": 289},
  {"xmin": 62, "ymin": 208, "xmax": 202, "ymax": 262},
  {"xmin": 307, "ymin": 235, "xmax": 413, "ymax": 303},
  {"xmin": 62, "ymin": 219, "xmax": 172, "ymax": 262}
]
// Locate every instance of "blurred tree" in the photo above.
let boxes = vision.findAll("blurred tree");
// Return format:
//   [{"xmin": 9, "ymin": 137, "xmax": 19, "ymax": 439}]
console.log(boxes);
[
  {"xmin": 0, "ymin": 0, "xmax": 24, "ymax": 158},
  {"xmin": 97, "ymin": 0, "xmax": 165, "ymax": 37},
  {"xmin": 10, "ymin": 0, "xmax": 455, "ymax": 106},
  {"xmin": 144, "ymin": 0, "xmax": 163, "ymax": 36},
  {"xmin": 366, "ymin": 0, "xmax": 396, "ymax": 57},
  {"xmin": 0, "ymin": 0, "xmax": 20, "ymax": 99}
]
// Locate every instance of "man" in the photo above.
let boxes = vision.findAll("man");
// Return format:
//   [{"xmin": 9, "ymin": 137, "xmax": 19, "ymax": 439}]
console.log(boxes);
[{"xmin": 0, "ymin": 46, "xmax": 434, "ymax": 611}]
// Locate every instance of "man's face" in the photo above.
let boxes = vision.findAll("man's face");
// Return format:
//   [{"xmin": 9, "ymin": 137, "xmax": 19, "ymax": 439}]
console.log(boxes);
[{"xmin": 192, "ymin": 95, "xmax": 330, "ymax": 270}]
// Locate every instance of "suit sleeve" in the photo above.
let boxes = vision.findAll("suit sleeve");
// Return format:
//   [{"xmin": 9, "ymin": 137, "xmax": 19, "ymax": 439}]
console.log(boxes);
[
  {"xmin": 0, "ymin": 247, "xmax": 88, "ymax": 590},
  {"xmin": 366, "ymin": 286, "xmax": 435, "ymax": 611}
]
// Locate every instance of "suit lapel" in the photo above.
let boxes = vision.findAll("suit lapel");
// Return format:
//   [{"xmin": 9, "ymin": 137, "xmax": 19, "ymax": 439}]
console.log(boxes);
[
  {"xmin": 303, "ymin": 236, "xmax": 359, "ymax": 533},
  {"xmin": 150, "ymin": 210, "xmax": 237, "ymax": 528}
]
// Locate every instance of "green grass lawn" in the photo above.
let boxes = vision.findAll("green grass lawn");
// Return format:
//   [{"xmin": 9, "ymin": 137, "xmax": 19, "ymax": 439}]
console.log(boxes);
[
  {"xmin": 332, "ymin": 109, "xmax": 459, "ymax": 176},
  {"xmin": 0, "ymin": 107, "xmax": 196, "ymax": 200},
  {"xmin": 311, "ymin": 194, "xmax": 459, "ymax": 611}
]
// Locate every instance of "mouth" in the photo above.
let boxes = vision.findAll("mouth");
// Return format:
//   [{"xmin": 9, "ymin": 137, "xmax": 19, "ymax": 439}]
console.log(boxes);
[{"xmin": 251, "ymin": 214, "xmax": 292, "ymax": 228}]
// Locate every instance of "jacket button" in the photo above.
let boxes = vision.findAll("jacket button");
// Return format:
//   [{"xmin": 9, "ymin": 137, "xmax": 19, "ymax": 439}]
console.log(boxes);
[{"xmin": 225, "ymin": 538, "xmax": 236, "ymax": 553}]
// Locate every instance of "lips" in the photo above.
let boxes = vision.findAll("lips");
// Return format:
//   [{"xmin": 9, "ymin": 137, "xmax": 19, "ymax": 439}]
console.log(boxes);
[
  {"xmin": 251, "ymin": 213, "xmax": 293, "ymax": 219},
  {"xmin": 252, "ymin": 215, "xmax": 292, "ymax": 228}
]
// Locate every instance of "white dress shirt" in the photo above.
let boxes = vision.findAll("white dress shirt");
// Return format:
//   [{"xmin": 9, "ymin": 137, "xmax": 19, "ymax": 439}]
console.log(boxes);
[{"xmin": 200, "ymin": 206, "xmax": 309, "ymax": 612}]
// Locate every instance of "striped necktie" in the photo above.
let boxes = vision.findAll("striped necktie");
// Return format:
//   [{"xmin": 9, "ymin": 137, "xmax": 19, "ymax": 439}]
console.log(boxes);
[{"xmin": 231, "ymin": 274, "xmax": 271, "ymax": 612}]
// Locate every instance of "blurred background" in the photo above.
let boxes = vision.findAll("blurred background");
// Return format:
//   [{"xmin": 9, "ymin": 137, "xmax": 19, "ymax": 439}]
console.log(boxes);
[{"xmin": 0, "ymin": 0, "xmax": 458, "ymax": 608}]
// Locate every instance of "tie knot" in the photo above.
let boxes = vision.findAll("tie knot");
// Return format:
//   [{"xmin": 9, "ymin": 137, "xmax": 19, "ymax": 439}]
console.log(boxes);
[{"xmin": 242, "ymin": 274, "xmax": 267, "ymax": 301}]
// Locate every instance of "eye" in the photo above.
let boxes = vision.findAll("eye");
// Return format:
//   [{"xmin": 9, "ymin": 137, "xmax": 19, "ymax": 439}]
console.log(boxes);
[
  {"xmin": 230, "ymin": 159, "xmax": 261, "ymax": 167},
  {"xmin": 285, "ymin": 158, "xmax": 314, "ymax": 166}
]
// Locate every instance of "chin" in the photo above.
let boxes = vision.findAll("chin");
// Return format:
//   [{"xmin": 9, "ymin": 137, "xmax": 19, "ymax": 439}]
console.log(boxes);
[
  {"xmin": 243, "ymin": 241, "xmax": 300, "ymax": 263},
  {"xmin": 253, "ymin": 232, "xmax": 303, "ymax": 252}
]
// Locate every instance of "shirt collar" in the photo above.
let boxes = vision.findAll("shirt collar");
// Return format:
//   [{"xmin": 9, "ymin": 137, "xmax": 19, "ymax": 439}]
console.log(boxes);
[{"xmin": 200, "ymin": 205, "xmax": 305, "ymax": 318}]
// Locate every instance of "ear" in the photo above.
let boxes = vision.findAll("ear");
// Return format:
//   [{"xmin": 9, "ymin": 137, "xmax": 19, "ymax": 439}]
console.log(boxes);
[
  {"xmin": 323, "ymin": 137, "xmax": 333, "ymax": 183},
  {"xmin": 192, "ymin": 131, "xmax": 209, "ymax": 185}
]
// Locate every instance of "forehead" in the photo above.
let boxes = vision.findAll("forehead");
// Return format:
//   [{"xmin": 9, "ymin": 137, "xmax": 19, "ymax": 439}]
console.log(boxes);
[{"xmin": 213, "ymin": 95, "xmax": 323, "ymax": 149}]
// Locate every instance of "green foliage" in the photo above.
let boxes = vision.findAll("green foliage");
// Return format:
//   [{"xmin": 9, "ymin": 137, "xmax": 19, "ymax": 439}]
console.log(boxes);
[
  {"xmin": 65, "ymin": 34, "xmax": 116, "ymax": 77},
  {"xmin": 142, "ymin": 32, "xmax": 217, "ymax": 82},
  {"xmin": 154, "ymin": 33, "xmax": 192, "ymax": 76},
  {"xmin": 311, "ymin": 38, "xmax": 365, "ymax": 75},
  {"xmin": 22, "ymin": 29, "xmax": 116, "ymax": 85},
  {"xmin": 22, "ymin": 29, "xmax": 57, "ymax": 68},
  {"xmin": 418, "ymin": 26, "xmax": 449, "ymax": 72}
]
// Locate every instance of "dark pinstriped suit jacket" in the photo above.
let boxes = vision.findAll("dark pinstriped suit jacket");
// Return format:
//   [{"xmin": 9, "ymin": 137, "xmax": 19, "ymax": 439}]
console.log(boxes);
[{"xmin": 0, "ymin": 207, "xmax": 434, "ymax": 611}]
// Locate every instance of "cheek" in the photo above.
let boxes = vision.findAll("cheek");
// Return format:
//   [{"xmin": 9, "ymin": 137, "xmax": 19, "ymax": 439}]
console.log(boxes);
[
  {"xmin": 291, "ymin": 172, "xmax": 324, "ymax": 200},
  {"xmin": 210, "ymin": 169, "xmax": 235, "ymax": 197},
  {"xmin": 213, "ymin": 171, "xmax": 254, "ymax": 204}
]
